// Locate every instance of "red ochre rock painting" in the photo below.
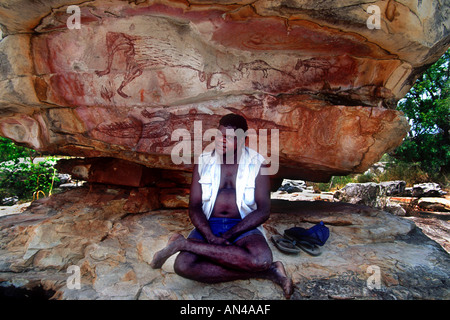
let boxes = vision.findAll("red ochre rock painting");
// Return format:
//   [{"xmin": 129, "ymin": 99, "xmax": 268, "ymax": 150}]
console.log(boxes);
[{"xmin": 0, "ymin": 0, "xmax": 448, "ymax": 182}]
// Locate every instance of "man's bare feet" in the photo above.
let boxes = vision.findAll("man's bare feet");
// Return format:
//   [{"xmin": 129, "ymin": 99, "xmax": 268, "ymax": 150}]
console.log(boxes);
[
  {"xmin": 150, "ymin": 233, "xmax": 185, "ymax": 269},
  {"xmin": 151, "ymin": 235, "xmax": 293, "ymax": 299},
  {"xmin": 267, "ymin": 261, "xmax": 294, "ymax": 299}
]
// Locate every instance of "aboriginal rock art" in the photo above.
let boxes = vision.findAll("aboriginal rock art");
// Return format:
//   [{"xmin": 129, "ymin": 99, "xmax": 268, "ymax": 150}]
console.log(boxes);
[
  {"xmin": 294, "ymin": 57, "xmax": 349, "ymax": 90},
  {"xmin": 92, "ymin": 109, "xmax": 199, "ymax": 152},
  {"xmin": 95, "ymin": 32, "xmax": 229, "ymax": 98},
  {"xmin": 96, "ymin": 117, "xmax": 143, "ymax": 139},
  {"xmin": 100, "ymin": 83, "xmax": 115, "ymax": 102},
  {"xmin": 237, "ymin": 60, "xmax": 295, "ymax": 79},
  {"xmin": 295, "ymin": 58, "xmax": 332, "ymax": 76}
]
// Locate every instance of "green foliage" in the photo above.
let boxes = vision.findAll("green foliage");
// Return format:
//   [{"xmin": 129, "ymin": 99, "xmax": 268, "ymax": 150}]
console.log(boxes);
[
  {"xmin": 0, "ymin": 138, "xmax": 59, "ymax": 203},
  {"xmin": 377, "ymin": 161, "xmax": 430, "ymax": 186},
  {"xmin": 330, "ymin": 175, "xmax": 356, "ymax": 189},
  {"xmin": 313, "ymin": 175, "xmax": 356, "ymax": 192},
  {"xmin": 312, "ymin": 155, "xmax": 448, "ymax": 193},
  {"xmin": 0, "ymin": 159, "xmax": 59, "ymax": 202},
  {"xmin": 356, "ymin": 172, "xmax": 376, "ymax": 183},
  {"xmin": 394, "ymin": 49, "xmax": 450, "ymax": 174},
  {"xmin": 0, "ymin": 137, "xmax": 36, "ymax": 162}
]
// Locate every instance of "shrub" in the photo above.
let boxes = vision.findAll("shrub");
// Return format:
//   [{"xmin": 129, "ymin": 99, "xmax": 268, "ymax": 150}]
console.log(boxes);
[
  {"xmin": 377, "ymin": 161, "xmax": 429, "ymax": 186},
  {"xmin": 356, "ymin": 172, "xmax": 377, "ymax": 183},
  {"xmin": 0, "ymin": 158, "xmax": 60, "ymax": 203}
]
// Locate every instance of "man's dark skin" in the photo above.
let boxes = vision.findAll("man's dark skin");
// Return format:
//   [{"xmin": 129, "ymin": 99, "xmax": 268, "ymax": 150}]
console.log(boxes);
[{"xmin": 151, "ymin": 124, "xmax": 293, "ymax": 298}]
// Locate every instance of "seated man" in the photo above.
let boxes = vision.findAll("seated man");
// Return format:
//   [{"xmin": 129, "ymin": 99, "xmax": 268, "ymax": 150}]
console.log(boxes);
[{"xmin": 151, "ymin": 114, "xmax": 293, "ymax": 298}]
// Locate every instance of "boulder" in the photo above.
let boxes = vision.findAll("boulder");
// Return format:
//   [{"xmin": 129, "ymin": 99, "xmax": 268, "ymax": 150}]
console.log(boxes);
[
  {"xmin": 333, "ymin": 181, "xmax": 408, "ymax": 207},
  {"xmin": 417, "ymin": 198, "xmax": 450, "ymax": 212},
  {"xmin": 333, "ymin": 182, "xmax": 381, "ymax": 207},
  {"xmin": 412, "ymin": 183, "xmax": 447, "ymax": 198},
  {"xmin": 277, "ymin": 179, "xmax": 306, "ymax": 193},
  {"xmin": 0, "ymin": 0, "xmax": 448, "ymax": 181},
  {"xmin": 379, "ymin": 180, "xmax": 406, "ymax": 196},
  {"xmin": 0, "ymin": 187, "xmax": 449, "ymax": 300},
  {"xmin": 0, "ymin": 196, "xmax": 18, "ymax": 206},
  {"xmin": 383, "ymin": 202, "xmax": 407, "ymax": 216}
]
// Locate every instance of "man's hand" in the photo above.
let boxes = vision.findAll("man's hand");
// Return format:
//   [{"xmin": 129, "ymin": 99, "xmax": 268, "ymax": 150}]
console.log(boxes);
[{"xmin": 206, "ymin": 234, "xmax": 232, "ymax": 246}]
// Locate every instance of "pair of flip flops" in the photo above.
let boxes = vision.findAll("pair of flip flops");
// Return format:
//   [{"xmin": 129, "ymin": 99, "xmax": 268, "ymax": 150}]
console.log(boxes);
[
  {"xmin": 271, "ymin": 235, "xmax": 322, "ymax": 256},
  {"xmin": 271, "ymin": 221, "xmax": 330, "ymax": 256}
]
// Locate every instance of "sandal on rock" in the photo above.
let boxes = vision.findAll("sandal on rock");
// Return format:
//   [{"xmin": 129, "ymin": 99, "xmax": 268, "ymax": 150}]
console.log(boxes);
[
  {"xmin": 271, "ymin": 235, "xmax": 301, "ymax": 254},
  {"xmin": 290, "ymin": 239, "xmax": 322, "ymax": 256}
]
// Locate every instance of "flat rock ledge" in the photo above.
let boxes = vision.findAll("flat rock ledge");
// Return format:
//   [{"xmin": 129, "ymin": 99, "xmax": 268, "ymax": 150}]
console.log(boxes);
[{"xmin": 0, "ymin": 186, "xmax": 449, "ymax": 300}]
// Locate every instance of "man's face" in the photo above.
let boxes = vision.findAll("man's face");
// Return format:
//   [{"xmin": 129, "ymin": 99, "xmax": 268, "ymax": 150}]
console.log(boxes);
[{"xmin": 215, "ymin": 125, "xmax": 245, "ymax": 159}]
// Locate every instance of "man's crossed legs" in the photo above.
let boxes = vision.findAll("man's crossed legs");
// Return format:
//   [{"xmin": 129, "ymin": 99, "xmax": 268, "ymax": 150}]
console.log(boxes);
[{"xmin": 150, "ymin": 231, "xmax": 293, "ymax": 298}]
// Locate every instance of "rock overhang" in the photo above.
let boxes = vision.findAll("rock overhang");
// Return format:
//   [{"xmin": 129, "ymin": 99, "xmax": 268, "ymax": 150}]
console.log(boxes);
[{"xmin": 0, "ymin": 0, "xmax": 448, "ymax": 182}]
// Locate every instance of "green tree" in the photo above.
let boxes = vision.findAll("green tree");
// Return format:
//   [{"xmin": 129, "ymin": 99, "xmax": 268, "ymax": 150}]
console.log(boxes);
[
  {"xmin": 394, "ymin": 49, "xmax": 450, "ymax": 174},
  {"xmin": 0, "ymin": 137, "xmax": 36, "ymax": 162}
]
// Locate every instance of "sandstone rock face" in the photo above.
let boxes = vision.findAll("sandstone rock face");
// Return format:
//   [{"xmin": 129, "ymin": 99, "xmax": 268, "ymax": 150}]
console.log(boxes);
[
  {"xmin": 1, "ymin": 0, "xmax": 448, "ymax": 180},
  {"xmin": 0, "ymin": 187, "xmax": 449, "ymax": 299}
]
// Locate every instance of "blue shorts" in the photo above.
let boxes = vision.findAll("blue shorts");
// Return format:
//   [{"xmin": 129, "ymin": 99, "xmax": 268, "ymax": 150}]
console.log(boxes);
[{"xmin": 188, "ymin": 217, "xmax": 263, "ymax": 243}]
